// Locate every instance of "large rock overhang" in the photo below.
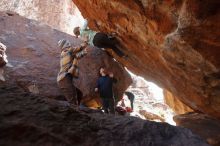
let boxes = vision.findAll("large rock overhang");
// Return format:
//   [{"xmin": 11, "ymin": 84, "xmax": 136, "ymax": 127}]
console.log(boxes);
[{"xmin": 73, "ymin": 0, "xmax": 220, "ymax": 118}]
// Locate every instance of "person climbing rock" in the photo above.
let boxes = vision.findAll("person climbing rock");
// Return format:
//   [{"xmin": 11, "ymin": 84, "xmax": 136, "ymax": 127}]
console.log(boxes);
[
  {"xmin": 95, "ymin": 67, "xmax": 117, "ymax": 114},
  {"xmin": 57, "ymin": 39, "xmax": 88, "ymax": 107},
  {"xmin": 124, "ymin": 91, "xmax": 135, "ymax": 111},
  {"xmin": 73, "ymin": 19, "xmax": 126, "ymax": 57},
  {"xmin": 0, "ymin": 42, "xmax": 8, "ymax": 82}
]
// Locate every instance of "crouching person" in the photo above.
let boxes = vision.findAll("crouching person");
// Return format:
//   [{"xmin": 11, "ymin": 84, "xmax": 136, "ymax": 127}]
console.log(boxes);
[
  {"xmin": 0, "ymin": 42, "xmax": 8, "ymax": 81},
  {"xmin": 73, "ymin": 19, "xmax": 126, "ymax": 58},
  {"xmin": 57, "ymin": 39, "xmax": 87, "ymax": 107}
]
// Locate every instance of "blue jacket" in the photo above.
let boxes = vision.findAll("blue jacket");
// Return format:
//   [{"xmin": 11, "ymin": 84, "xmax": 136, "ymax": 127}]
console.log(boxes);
[{"xmin": 97, "ymin": 75, "xmax": 117, "ymax": 99}]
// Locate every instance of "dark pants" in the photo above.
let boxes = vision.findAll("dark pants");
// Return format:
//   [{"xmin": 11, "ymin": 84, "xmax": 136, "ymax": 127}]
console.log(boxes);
[
  {"xmin": 76, "ymin": 87, "xmax": 83, "ymax": 105},
  {"xmin": 93, "ymin": 33, "xmax": 125, "ymax": 57},
  {"xmin": 128, "ymin": 97, "xmax": 134, "ymax": 110},
  {"xmin": 58, "ymin": 74, "xmax": 78, "ymax": 105},
  {"xmin": 125, "ymin": 92, "xmax": 135, "ymax": 110},
  {"xmin": 101, "ymin": 98, "xmax": 115, "ymax": 114}
]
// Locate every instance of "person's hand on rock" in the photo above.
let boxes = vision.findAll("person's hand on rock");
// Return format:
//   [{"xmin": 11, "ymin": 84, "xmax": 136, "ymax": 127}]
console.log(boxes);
[
  {"xmin": 84, "ymin": 47, "xmax": 88, "ymax": 54},
  {"xmin": 109, "ymin": 72, "xmax": 114, "ymax": 78},
  {"xmin": 81, "ymin": 41, "xmax": 88, "ymax": 48}
]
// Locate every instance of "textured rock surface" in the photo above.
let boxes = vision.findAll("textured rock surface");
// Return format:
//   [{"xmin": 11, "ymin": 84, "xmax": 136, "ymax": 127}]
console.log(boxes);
[
  {"xmin": 139, "ymin": 110, "xmax": 165, "ymax": 122},
  {"xmin": 73, "ymin": 0, "xmax": 220, "ymax": 118},
  {"xmin": 0, "ymin": 84, "xmax": 209, "ymax": 146},
  {"xmin": 164, "ymin": 90, "xmax": 193, "ymax": 115},
  {"xmin": 174, "ymin": 113, "xmax": 220, "ymax": 146},
  {"xmin": 121, "ymin": 74, "xmax": 175, "ymax": 124},
  {"xmin": 0, "ymin": 0, "xmax": 83, "ymax": 34},
  {"xmin": 0, "ymin": 11, "xmax": 131, "ymax": 98}
]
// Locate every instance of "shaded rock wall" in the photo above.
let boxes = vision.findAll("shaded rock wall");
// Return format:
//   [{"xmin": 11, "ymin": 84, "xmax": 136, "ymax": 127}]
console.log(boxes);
[
  {"xmin": 164, "ymin": 90, "xmax": 193, "ymax": 115},
  {"xmin": 0, "ymin": 84, "xmax": 209, "ymax": 146},
  {"xmin": 73, "ymin": 0, "xmax": 220, "ymax": 118},
  {"xmin": 0, "ymin": 11, "xmax": 131, "ymax": 98},
  {"xmin": 174, "ymin": 113, "xmax": 220, "ymax": 146},
  {"xmin": 0, "ymin": 0, "xmax": 83, "ymax": 33}
]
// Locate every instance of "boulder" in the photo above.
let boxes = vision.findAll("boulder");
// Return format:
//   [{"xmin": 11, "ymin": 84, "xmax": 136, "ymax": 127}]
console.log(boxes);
[
  {"xmin": 174, "ymin": 113, "xmax": 220, "ymax": 146},
  {"xmin": 0, "ymin": 84, "xmax": 209, "ymax": 146},
  {"xmin": 73, "ymin": 0, "xmax": 220, "ymax": 118},
  {"xmin": 0, "ymin": 11, "xmax": 131, "ymax": 99}
]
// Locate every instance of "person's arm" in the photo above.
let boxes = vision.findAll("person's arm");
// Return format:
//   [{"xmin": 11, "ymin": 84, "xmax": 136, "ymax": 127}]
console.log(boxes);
[
  {"xmin": 112, "ymin": 77, "xmax": 117, "ymax": 83},
  {"xmin": 72, "ymin": 42, "xmax": 88, "ymax": 55},
  {"xmin": 109, "ymin": 73, "xmax": 117, "ymax": 83},
  {"xmin": 81, "ymin": 19, "xmax": 88, "ymax": 31},
  {"xmin": 71, "ymin": 46, "xmax": 81, "ymax": 53},
  {"xmin": 75, "ymin": 49, "xmax": 87, "ymax": 59},
  {"xmin": 95, "ymin": 78, "xmax": 100, "ymax": 92}
]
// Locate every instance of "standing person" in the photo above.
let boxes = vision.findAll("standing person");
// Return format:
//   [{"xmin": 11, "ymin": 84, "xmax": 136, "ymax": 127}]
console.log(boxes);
[
  {"xmin": 95, "ymin": 67, "xmax": 117, "ymax": 114},
  {"xmin": 73, "ymin": 19, "xmax": 126, "ymax": 57},
  {"xmin": 0, "ymin": 42, "xmax": 8, "ymax": 81},
  {"xmin": 57, "ymin": 39, "xmax": 87, "ymax": 106},
  {"xmin": 125, "ymin": 91, "xmax": 135, "ymax": 111}
]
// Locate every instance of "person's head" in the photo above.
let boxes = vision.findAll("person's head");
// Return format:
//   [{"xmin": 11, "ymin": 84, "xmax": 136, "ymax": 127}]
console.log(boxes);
[
  {"xmin": 0, "ymin": 42, "xmax": 7, "ymax": 67},
  {"xmin": 73, "ymin": 27, "xmax": 80, "ymax": 38},
  {"xmin": 0, "ymin": 42, "xmax": 6, "ymax": 52},
  {"xmin": 58, "ymin": 39, "xmax": 71, "ymax": 50},
  {"xmin": 99, "ymin": 67, "xmax": 107, "ymax": 76}
]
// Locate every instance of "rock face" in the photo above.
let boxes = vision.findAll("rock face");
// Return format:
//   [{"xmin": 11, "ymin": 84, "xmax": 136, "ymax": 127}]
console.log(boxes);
[
  {"xmin": 0, "ymin": 11, "xmax": 131, "ymax": 99},
  {"xmin": 73, "ymin": 0, "xmax": 220, "ymax": 118},
  {"xmin": 0, "ymin": 84, "xmax": 209, "ymax": 146},
  {"xmin": 0, "ymin": 0, "xmax": 83, "ymax": 34},
  {"xmin": 164, "ymin": 90, "xmax": 193, "ymax": 115},
  {"xmin": 125, "ymin": 86, "xmax": 175, "ymax": 125},
  {"xmin": 174, "ymin": 113, "xmax": 220, "ymax": 146}
]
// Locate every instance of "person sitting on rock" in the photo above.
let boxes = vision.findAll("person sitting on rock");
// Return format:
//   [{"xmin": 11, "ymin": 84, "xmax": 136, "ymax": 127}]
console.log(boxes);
[
  {"xmin": 57, "ymin": 39, "xmax": 88, "ymax": 107},
  {"xmin": 0, "ymin": 42, "xmax": 8, "ymax": 82},
  {"xmin": 73, "ymin": 19, "xmax": 126, "ymax": 58},
  {"xmin": 95, "ymin": 67, "xmax": 117, "ymax": 114}
]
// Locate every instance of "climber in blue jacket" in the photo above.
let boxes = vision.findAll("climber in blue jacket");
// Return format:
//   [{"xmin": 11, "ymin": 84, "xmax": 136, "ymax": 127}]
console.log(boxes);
[{"xmin": 95, "ymin": 67, "xmax": 117, "ymax": 114}]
